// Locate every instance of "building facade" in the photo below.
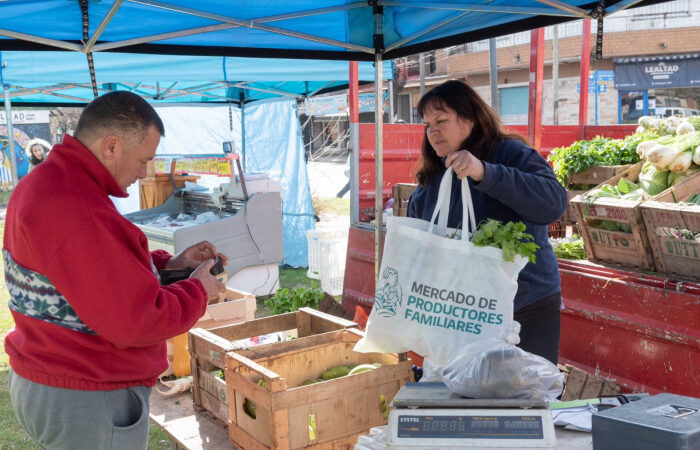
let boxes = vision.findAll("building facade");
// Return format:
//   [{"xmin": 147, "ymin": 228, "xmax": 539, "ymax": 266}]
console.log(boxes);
[{"xmin": 393, "ymin": 0, "xmax": 700, "ymax": 125}]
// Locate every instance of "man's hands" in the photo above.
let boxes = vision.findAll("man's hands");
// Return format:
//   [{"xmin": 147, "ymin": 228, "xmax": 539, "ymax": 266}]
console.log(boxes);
[
  {"xmin": 190, "ymin": 259, "xmax": 226, "ymax": 303},
  {"xmin": 167, "ymin": 241, "xmax": 228, "ymax": 302},
  {"xmin": 166, "ymin": 241, "xmax": 229, "ymax": 270}
]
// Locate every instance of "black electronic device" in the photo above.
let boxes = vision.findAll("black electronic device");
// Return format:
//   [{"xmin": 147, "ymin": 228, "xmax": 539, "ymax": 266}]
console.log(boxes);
[{"xmin": 159, "ymin": 256, "xmax": 225, "ymax": 285}]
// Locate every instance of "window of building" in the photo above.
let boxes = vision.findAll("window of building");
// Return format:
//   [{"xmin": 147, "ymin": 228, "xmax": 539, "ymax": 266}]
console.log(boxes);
[{"xmin": 397, "ymin": 94, "xmax": 412, "ymax": 123}]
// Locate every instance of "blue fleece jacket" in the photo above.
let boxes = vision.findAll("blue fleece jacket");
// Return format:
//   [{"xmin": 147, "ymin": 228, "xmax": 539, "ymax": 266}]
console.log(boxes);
[{"xmin": 407, "ymin": 139, "xmax": 567, "ymax": 311}]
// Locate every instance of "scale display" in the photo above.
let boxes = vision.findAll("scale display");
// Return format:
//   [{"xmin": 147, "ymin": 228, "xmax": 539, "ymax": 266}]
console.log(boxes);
[{"xmin": 397, "ymin": 414, "xmax": 544, "ymax": 440}]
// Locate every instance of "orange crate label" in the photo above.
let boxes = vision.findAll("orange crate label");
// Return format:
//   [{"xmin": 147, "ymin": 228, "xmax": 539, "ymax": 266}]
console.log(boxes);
[
  {"xmin": 661, "ymin": 238, "xmax": 700, "ymax": 260},
  {"xmin": 588, "ymin": 206, "xmax": 629, "ymax": 221},
  {"xmin": 589, "ymin": 229, "xmax": 633, "ymax": 248}
]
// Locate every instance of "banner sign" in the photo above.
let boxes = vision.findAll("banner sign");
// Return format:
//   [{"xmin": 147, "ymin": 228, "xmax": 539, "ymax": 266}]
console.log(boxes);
[
  {"xmin": 0, "ymin": 110, "xmax": 50, "ymax": 125},
  {"xmin": 153, "ymin": 156, "xmax": 233, "ymax": 177},
  {"xmin": 358, "ymin": 92, "xmax": 389, "ymax": 113},
  {"xmin": 614, "ymin": 56, "xmax": 700, "ymax": 89},
  {"xmin": 305, "ymin": 94, "xmax": 347, "ymax": 116}
]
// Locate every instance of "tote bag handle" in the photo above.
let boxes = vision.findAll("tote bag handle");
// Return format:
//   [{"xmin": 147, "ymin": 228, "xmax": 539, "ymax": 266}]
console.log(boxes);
[{"xmin": 428, "ymin": 167, "xmax": 477, "ymax": 241}]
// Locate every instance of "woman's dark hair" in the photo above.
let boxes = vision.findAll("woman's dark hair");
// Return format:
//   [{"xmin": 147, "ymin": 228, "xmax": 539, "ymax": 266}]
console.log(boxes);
[
  {"xmin": 30, "ymin": 151, "xmax": 43, "ymax": 166},
  {"xmin": 415, "ymin": 80, "xmax": 527, "ymax": 186}
]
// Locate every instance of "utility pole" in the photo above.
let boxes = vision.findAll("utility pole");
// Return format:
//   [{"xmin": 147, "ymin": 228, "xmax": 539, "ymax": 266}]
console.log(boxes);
[
  {"xmin": 489, "ymin": 38, "xmax": 499, "ymax": 114},
  {"xmin": 553, "ymin": 25, "xmax": 560, "ymax": 125},
  {"xmin": 419, "ymin": 52, "xmax": 426, "ymax": 100}
]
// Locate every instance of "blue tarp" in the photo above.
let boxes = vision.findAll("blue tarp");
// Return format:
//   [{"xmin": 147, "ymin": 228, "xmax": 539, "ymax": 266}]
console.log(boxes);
[
  {"xmin": 0, "ymin": 1, "xmax": 666, "ymax": 61},
  {"xmin": 0, "ymin": 51, "xmax": 392, "ymax": 104}
]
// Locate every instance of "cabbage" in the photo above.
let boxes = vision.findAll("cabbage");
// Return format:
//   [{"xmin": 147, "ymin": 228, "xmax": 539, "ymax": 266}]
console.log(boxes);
[
  {"xmin": 667, "ymin": 164, "xmax": 700, "ymax": 187},
  {"xmin": 639, "ymin": 162, "xmax": 669, "ymax": 195}
]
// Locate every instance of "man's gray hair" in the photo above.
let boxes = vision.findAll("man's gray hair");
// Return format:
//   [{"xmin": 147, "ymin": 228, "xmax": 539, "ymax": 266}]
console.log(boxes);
[{"xmin": 74, "ymin": 91, "xmax": 165, "ymax": 143}]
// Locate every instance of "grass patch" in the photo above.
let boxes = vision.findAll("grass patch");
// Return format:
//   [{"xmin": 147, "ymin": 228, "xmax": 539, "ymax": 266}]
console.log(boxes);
[{"xmin": 313, "ymin": 196, "xmax": 349, "ymax": 217}]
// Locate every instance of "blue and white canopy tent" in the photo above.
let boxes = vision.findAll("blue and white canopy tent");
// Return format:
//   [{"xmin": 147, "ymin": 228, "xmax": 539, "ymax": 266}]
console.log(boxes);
[{"xmin": 0, "ymin": 0, "xmax": 669, "ymax": 270}]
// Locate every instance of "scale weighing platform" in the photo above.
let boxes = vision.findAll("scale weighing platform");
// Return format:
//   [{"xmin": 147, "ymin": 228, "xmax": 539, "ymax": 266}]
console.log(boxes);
[{"xmin": 385, "ymin": 383, "xmax": 556, "ymax": 449}]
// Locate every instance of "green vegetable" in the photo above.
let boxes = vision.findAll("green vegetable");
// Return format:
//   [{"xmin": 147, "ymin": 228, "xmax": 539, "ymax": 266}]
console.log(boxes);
[
  {"xmin": 547, "ymin": 134, "xmax": 647, "ymax": 186},
  {"xmin": 471, "ymin": 219, "xmax": 540, "ymax": 263},
  {"xmin": 308, "ymin": 414, "xmax": 317, "ymax": 440},
  {"xmin": 638, "ymin": 162, "xmax": 669, "ymax": 196},
  {"xmin": 668, "ymin": 165, "xmax": 700, "ymax": 187},
  {"xmin": 213, "ymin": 370, "xmax": 224, "ymax": 380},
  {"xmin": 243, "ymin": 398, "xmax": 256, "ymax": 419},
  {"xmin": 264, "ymin": 286, "xmax": 323, "ymax": 315},
  {"xmin": 321, "ymin": 365, "xmax": 354, "ymax": 380},
  {"xmin": 302, "ymin": 378, "xmax": 324, "ymax": 386},
  {"xmin": 347, "ymin": 364, "xmax": 380, "ymax": 376},
  {"xmin": 380, "ymin": 394, "xmax": 388, "ymax": 421},
  {"xmin": 683, "ymin": 193, "xmax": 700, "ymax": 205},
  {"xmin": 687, "ymin": 116, "xmax": 700, "ymax": 131},
  {"xmin": 551, "ymin": 238, "xmax": 586, "ymax": 260}
]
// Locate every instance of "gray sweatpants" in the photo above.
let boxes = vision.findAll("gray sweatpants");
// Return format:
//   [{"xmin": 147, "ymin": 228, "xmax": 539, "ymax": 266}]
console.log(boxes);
[{"xmin": 8, "ymin": 369, "xmax": 151, "ymax": 450}]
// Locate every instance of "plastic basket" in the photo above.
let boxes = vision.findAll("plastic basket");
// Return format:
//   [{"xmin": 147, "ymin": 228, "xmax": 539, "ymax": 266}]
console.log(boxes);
[
  {"xmin": 319, "ymin": 238, "xmax": 348, "ymax": 296},
  {"xmin": 306, "ymin": 227, "xmax": 347, "ymax": 279}
]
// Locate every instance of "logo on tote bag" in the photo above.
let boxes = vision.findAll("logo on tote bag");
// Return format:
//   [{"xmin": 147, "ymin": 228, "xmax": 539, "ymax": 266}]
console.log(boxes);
[{"xmin": 375, "ymin": 267, "xmax": 402, "ymax": 317}]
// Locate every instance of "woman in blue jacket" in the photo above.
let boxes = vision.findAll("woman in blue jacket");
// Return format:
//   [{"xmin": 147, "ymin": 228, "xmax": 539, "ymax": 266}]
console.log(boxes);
[{"xmin": 407, "ymin": 80, "xmax": 567, "ymax": 364}]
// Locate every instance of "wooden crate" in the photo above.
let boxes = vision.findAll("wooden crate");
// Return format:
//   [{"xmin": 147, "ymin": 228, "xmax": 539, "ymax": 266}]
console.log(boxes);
[
  {"xmin": 392, "ymin": 183, "xmax": 417, "ymax": 217},
  {"xmin": 562, "ymin": 189, "xmax": 586, "ymax": 224},
  {"xmin": 640, "ymin": 172, "xmax": 700, "ymax": 281},
  {"xmin": 225, "ymin": 328, "xmax": 412, "ymax": 449},
  {"xmin": 563, "ymin": 165, "xmax": 633, "ymax": 224},
  {"xmin": 570, "ymin": 162, "xmax": 656, "ymax": 271},
  {"xmin": 558, "ymin": 364, "xmax": 622, "ymax": 401},
  {"xmin": 165, "ymin": 287, "xmax": 256, "ymax": 377},
  {"xmin": 569, "ymin": 164, "xmax": 634, "ymax": 185},
  {"xmin": 197, "ymin": 287, "xmax": 257, "ymax": 329},
  {"xmin": 188, "ymin": 308, "xmax": 358, "ymax": 425}
]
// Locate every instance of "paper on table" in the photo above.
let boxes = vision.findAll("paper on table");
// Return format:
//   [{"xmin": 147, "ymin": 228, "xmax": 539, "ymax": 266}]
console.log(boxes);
[{"xmin": 551, "ymin": 403, "xmax": 598, "ymax": 432}]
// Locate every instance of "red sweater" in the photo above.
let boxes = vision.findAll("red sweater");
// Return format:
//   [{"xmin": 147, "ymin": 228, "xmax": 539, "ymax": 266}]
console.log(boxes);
[{"xmin": 3, "ymin": 135, "xmax": 208, "ymax": 390}]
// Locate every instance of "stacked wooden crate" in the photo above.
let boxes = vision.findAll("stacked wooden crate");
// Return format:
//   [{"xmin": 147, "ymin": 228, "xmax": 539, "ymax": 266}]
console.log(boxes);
[
  {"xmin": 570, "ymin": 162, "xmax": 656, "ymax": 271},
  {"xmin": 225, "ymin": 328, "xmax": 412, "ymax": 449},
  {"xmin": 640, "ymin": 173, "xmax": 700, "ymax": 281},
  {"xmin": 188, "ymin": 308, "xmax": 357, "ymax": 424},
  {"xmin": 392, "ymin": 183, "xmax": 417, "ymax": 217},
  {"xmin": 563, "ymin": 164, "xmax": 633, "ymax": 224}
]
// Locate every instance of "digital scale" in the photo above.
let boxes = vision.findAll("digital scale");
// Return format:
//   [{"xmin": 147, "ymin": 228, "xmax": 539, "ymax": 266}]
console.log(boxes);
[{"xmin": 385, "ymin": 383, "xmax": 556, "ymax": 449}]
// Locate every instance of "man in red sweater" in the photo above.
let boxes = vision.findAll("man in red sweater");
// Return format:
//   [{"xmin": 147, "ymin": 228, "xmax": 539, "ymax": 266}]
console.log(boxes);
[{"xmin": 4, "ymin": 91, "xmax": 226, "ymax": 449}]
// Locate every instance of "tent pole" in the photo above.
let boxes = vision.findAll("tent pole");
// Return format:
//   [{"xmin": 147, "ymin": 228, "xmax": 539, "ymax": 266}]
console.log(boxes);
[
  {"xmin": 374, "ymin": 53, "xmax": 384, "ymax": 283},
  {"xmin": 2, "ymin": 86, "xmax": 19, "ymax": 188},
  {"xmin": 240, "ymin": 91, "xmax": 246, "ymax": 173},
  {"xmin": 348, "ymin": 62, "xmax": 359, "ymax": 225}
]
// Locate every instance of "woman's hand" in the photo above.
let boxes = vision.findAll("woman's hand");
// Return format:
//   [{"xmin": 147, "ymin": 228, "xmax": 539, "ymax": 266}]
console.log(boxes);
[
  {"xmin": 166, "ymin": 241, "xmax": 229, "ymax": 270},
  {"xmin": 445, "ymin": 150, "xmax": 485, "ymax": 181}
]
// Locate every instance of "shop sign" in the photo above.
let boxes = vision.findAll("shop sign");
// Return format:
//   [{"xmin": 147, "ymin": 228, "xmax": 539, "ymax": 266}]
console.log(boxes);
[
  {"xmin": 614, "ymin": 56, "xmax": 700, "ymax": 89},
  {"xmin": 0, "ymin": 110, "xmax": 50, "ymax": 125}
]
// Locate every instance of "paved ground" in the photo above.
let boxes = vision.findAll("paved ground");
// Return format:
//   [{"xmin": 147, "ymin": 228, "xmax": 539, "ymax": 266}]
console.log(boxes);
[{"xmin": 306, "ymin": 158, "xmax": 349, "ymax": 200}]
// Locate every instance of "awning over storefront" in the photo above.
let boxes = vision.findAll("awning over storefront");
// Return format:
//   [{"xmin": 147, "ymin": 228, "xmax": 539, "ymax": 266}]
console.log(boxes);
[{"xmin": 614, "ymin": 53, "xmax": 700, "ymax": 90}]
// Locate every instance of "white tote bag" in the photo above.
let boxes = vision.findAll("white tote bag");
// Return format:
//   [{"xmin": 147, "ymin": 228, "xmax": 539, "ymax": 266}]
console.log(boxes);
[{"xmin": 354, "ymin": 168, "xmax": 529, "ymax": 367}]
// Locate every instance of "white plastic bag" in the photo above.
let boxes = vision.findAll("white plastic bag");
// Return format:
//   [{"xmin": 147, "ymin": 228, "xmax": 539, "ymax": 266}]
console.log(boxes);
[
  {"xmin": 354, "ymin": 168, "xmax": 528, "ymax": 367},
  {"xmin": 441, "ymin": 338, "xmax": 564, "ymax": 402}
]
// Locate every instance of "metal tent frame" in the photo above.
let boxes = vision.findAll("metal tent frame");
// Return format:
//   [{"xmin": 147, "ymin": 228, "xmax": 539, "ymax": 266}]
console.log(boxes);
[{"xmin": 0, "ymin": 0, "xmax": 667, "ymax": 274}]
